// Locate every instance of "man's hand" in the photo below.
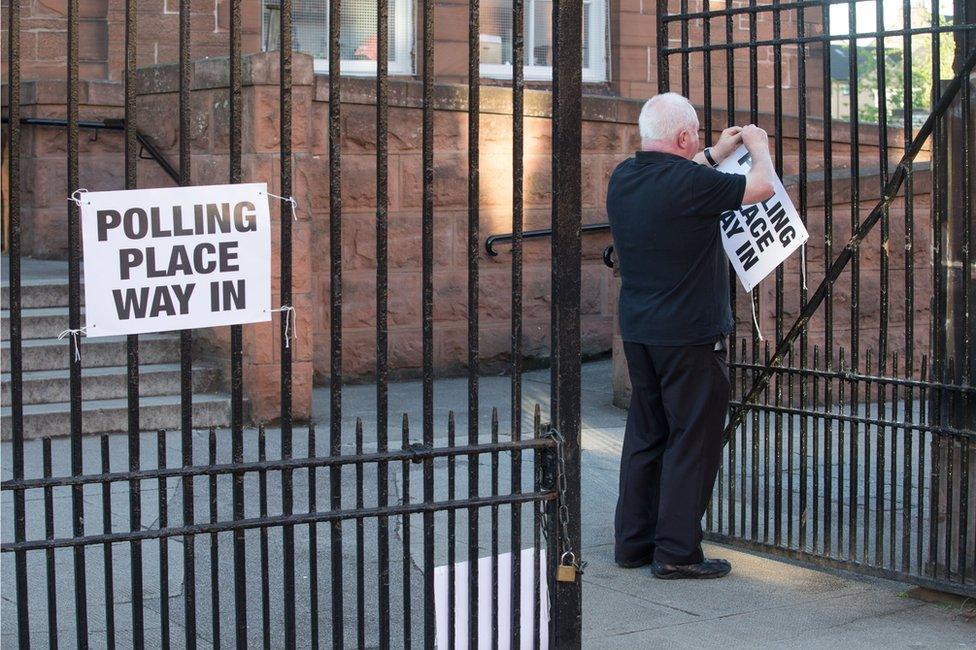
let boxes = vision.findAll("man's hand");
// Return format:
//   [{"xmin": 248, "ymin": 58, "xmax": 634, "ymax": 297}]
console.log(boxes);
[
  {"xmin": 711, "ymin": 126, "xmax": 744, "ymax": 162},
  {"xmin": 740, "ymin": 124, "xmax": 775, "ymax": 204},
  {"xmin": 741, "ymin": 124, "xmax": 769, "ymax": 151}
]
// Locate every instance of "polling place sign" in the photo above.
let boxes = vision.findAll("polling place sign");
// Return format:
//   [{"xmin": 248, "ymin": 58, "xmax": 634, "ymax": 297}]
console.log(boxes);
[
  {"xmin": 717, "ymin": 145, "xmax": 808, "ymax": 293},
  {"xmin": 80, "ymin": 183, "xmax": 272, "ymax": 337}
]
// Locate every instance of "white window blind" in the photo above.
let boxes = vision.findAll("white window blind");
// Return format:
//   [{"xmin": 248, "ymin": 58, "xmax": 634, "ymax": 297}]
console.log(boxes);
[
  {"xmin": 480, "ymin": 0, "xmax": 607, "ymax": 81},
  {"xmin": 263, "ymin": 0, "xmax": 413, "ymax": 75}
]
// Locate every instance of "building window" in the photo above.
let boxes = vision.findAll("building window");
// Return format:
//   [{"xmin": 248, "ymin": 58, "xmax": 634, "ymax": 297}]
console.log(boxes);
[
  {"xmin": 263, "ymin": 1, "xmax": 413, "ymax": 75},
  {"xmin": 480, "ymin": 0, "xmax": 607, "ymax": 82}
]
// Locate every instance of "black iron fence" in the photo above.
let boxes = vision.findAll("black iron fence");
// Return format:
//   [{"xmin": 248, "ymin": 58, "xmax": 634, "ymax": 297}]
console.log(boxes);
[
  {"xmin": 1, "ymin": 0, "xmax": 584, "ymax": 647},
  {"xmin": 657, "ymin": 0, "xmax": 975, "ymax": 597}
]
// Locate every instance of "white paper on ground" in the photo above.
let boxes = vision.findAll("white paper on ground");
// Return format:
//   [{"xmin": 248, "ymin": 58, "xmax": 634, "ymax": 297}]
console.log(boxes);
[{"xmin": 434, "ymin": 547, "xmax": 550, "ymax": 649}]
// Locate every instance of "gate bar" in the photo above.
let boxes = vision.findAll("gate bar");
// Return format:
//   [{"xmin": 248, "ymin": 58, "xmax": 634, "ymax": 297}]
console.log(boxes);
[
  {"xmin": 724, "ymin": 45, "xmax": 976, "ymax": 442},
  {"xmin": 177, "ymin": 1, "xmax": 197, "ymax": 645},
  {"xmin": 510, "ymin": 0, "xmax": 526, "ymax": 644},
  {"xmin": 326, "ymin": 0, "xmax": 345, "ymax": 642},
  {"xmin": 551, "ymin": 0, "xmax": 583, "ymax": 645},
  {"xmin": 5, "ymin": 0, "xmax": 29, "ymax": 645},
  {"xmin": 227, "ymin": 1, "xmax": 248, "ymax": 646},
  {"xmin": 66, "ymin": 1, "xmax": 90, "ymax": 645},
  {"xmin": 375, "ymin": 0, "xmax": 392, "ymax": 641},
  {"xmin": 278, "ymin": 0, "xmax": 297, "ymax": 645}
]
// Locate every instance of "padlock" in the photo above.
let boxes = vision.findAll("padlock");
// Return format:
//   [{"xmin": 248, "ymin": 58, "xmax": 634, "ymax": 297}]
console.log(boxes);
[{"xmin": 556, "ymin": 552, "xmax": 577, "ymax": 582}]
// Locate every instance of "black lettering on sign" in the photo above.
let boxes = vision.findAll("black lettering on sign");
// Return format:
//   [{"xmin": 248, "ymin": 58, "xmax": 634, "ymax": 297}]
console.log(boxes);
[
  {"xmin": 219, "ymin": 241, "xmax": 240, "ymax": 272},
  {"xmin": 173, "ymin": 284, "xmax": 194, "ymax": 314},
  {"xmin": 210, "ymin": 279, "xmax": 246, "ymax": 311},
  {"xmin": 113, "ymin": 287, "xmax": 150, "ymax": 320},
  {"xmin": 735, "ymin": 240, "xmax": 759, "ymax": 271},
  {"xmin": 207, "ymin": 203, "xmax": 232, "ymax": 234},
  {"xmin": 779, "ymin": 226, "xmax": 796, "ymax": 246},
  {"xmin": 740, "ymin": 204, "xmax": 760, "ymax": 227},
  {"xmin": 97, "ymin": 210, "xmax": 121, "ymax": 241},
  {"xmin": 172, "ymin": 205, "xmax": 194, "ymax": 236},
  {"xmin": 737, "ymin": 151, "xmax": 753, "ymax": 168},
  {"xmin": 235, "ymin": 201, "xmax": 257, "ymax": 232},
  {"xmin": 168, "ymin": 245, "xmax": 193, "ymax": 276},
  {"xmin": 114, "ymin": 285, "xmax": 196, "ymax": 319},
  {"xmin": 755, "ymin": 230, "xmax": 775, "ymax": 252},
  {"xmin": 119, "ymin": 248, "xmax": 143, "ymax": 280},
  {"xmin": 720, "ymin": 210, "xmax": 745, "ymax": 237},
  {"xmin": 149, "ymin": 285, "xmax": 175, "ymax": 317},
  {"xmin": 150, "ymin": 206, "xmax": 173, "ymax": 237},
  {"xmin": 748, "ymin": 216, "xmax": 768, "ymax": 239},
  {"xmin": 123, "ymin": 208, "xmax": 149, "ymax": 239},
  {"xmin": 195, "ymin": 243, "xmax": 217, "ymax": 274},
  {"xmin": 223, "ymin": 279, "xmax": 245, "ymax": 311}
]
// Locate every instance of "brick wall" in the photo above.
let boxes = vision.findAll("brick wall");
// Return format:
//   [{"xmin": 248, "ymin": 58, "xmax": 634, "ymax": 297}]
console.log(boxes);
[
  {"xmin": 3, "ymin": 45, "xmax": 936, "ymax": 422},
  {"xmin": 3, "ymin": 0, "xmax": 828, "ymax": 110}
]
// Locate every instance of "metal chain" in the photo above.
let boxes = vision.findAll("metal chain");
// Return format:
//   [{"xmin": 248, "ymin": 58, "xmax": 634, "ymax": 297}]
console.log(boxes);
[{"xmin": 545, "ymin": 427, "xmax": 586, "ymax": 575}]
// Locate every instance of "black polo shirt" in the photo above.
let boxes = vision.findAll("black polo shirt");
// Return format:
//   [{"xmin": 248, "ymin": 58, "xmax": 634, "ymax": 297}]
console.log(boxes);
[{"xmin": 607, "ymin": 150, "xmax": 747, "ymax": 347}]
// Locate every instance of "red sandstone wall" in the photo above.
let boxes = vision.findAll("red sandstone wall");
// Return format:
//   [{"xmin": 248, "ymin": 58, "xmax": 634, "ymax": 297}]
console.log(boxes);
[
  {"xmin": 3, "ymin": 49, "xmax": 937, "ymax": 421},
  {"xmin": 3, "ymin": 0, "xmax": 827, "ymax": 111}
]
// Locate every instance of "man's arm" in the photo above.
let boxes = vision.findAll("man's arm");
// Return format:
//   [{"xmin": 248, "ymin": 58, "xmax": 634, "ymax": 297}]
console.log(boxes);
[
  {"xmin": 741, "ymin": 125, "xmax": 776, "ymax": 204},
  {"xmin": 693, "ymin": 126, "xmax": 743, "ymax": 167}
]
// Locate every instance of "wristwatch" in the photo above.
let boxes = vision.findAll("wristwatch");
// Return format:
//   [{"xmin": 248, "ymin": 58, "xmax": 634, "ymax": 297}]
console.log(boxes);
[{"xmin": 703, "ymin": 147, "xmax": 719, "ymax": 167}]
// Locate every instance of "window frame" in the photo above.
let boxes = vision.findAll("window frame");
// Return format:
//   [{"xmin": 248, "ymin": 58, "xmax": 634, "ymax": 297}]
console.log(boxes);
[
  {"xmin": 478, "ymin": 0, "xmax": 608, "ymax": 82},
  {"xmin": 262, "ymin": 0, "xmax": 415, "ymax": 76}
]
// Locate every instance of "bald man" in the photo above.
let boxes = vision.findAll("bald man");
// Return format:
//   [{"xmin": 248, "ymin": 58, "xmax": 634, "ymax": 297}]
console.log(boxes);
[{"xmin": 608, "ymin": 93, "xmax": 775, "ymax": 580}]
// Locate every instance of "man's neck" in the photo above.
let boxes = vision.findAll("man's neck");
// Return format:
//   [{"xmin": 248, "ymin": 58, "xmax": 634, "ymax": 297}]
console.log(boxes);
[{"xmin": 641, "ymin": 141, "xmax": 691, "ymax": 159}]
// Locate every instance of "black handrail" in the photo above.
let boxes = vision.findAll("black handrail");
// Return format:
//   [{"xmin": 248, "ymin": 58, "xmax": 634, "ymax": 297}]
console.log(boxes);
[
  {"xmin": 485, "ymin": 222, "xmax": 616, "ymax": 267},
  {"xmin": 1, "ymin": 116, "xmax": 181, "ymax": 184}
]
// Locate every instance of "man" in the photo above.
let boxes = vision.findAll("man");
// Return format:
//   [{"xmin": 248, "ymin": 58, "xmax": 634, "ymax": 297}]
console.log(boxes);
[{"xmin": 608, "ymin": 92, "xmax": 775, "ymax": 580}]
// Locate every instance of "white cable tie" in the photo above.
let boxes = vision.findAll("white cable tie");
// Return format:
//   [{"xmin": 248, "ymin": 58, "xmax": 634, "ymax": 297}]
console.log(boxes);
[
  {"xmin": 267, "ymin": 192, "xmax": 298, "ymax": 221},
  {"xmin": 57, "ymin": 327, "xmax": 88, "ymax": 362},
  {"xmin": 750, "ymin": 292, "xmax": 764, "ymax": 342},
  {"xmin": 800, "ymin": 244, "xmax": 808, "ymax": 291},
  {"xmin": 271, "ymin": 305, "xmax": 297, "ymax": 349},
  {"xmin": 68, "ymin": 188, "xmax": 89, "ymax": 206}
]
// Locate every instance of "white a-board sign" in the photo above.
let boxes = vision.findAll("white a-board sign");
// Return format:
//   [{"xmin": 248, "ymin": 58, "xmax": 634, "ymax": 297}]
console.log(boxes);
[
  {"xmin": 717, "ymin": 144, "xmax": 808, "ymax": 293},
  {"xmin": 80, "ymin": 183, "xmax": 272, "ymax": 337},
  {"xmin": 434, "ymin": 548, "xmax": 550, "ymax": 649}
]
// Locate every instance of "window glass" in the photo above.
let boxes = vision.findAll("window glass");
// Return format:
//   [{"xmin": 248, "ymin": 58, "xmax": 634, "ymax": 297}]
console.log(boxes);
[{"xmin": 263, "ymin": 0, "xmax": 411, "ymax": 73}]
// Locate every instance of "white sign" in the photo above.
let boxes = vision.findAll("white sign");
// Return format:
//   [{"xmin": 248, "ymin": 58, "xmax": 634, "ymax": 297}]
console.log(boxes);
[
  {"xmin": 434, "ymin": 548, "xmax": 550, "ymax": 650},
  {"xmin": 717, "ymin": 145, "xmax": 809, "ymax": 293},
  {"xmin": 80, "ymin": 183, "xmax": 272, "ymax": 337}
]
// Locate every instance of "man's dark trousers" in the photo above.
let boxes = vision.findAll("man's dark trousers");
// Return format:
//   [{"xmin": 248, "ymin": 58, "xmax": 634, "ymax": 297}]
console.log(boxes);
[{"xmin": 614, "ymin": 340, "xmax": 730, "ymax": 566}]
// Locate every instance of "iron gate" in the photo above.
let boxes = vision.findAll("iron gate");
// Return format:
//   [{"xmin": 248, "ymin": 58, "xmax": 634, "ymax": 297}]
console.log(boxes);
[
  {"xmin": 658, "ymin": 0, "xmax": 975, "ymax": 597},
  {"xmin": 1, "ymin": 0, "xmax": 584, "ymax": 647}
]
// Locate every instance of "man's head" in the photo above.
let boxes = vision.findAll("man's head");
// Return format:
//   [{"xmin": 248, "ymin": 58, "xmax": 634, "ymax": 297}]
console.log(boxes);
[{"xmin": 638, "ymin": 92, "xmax": 700, "ymax": 159}]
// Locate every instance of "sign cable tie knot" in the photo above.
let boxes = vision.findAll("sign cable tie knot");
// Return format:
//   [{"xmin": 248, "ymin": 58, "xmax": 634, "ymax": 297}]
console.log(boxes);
[
  {"xmin": 271, "ymin": 305, "xmax": 297, "ymax": 348},
  {"xmin": 267, "ymin": 192, "xmax": 298, "ymax": 221},
  {"xmin": 67, "ymin": 188, "xmax": 90, "ymax": 206},
  {"xmin": 57, "ymin": 327, "xmax": 88, "ymax": 362}
]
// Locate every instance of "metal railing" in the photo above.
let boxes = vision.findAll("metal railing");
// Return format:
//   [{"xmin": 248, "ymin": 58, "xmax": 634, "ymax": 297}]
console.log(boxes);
[
  {"xmin": 658, "ymin": 0, "xmax": 975, "ymax": 598},
  {"xmin": 1, "ymin": 0, "xmax": 584, "ymax": 647}
]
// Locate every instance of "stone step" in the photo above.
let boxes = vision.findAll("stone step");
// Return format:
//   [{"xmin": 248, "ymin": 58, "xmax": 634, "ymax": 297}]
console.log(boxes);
[
  {"xmin": 1, "ymin": 278, "xmax": 76, "ymax": 310},
  {"xmin": 1, "ymin": 333, "xmax": 181, "ymax": 372},
  {"xmin": 1, "ymin": 363, "xmax": 221, "ymax": 406},
  {"xmin": 0, "ymin": 393, "xmax": 237, "ymax": 441},
  {"xmin": 1, "ymin": 306, "xmax": 84, "ymax": 341}
]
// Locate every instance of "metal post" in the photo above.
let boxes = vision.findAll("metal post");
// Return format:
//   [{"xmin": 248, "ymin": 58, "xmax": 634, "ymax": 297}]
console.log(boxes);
[{"xmin": 551, "ymin": 0, "xmax": 583, "ymax": 645}]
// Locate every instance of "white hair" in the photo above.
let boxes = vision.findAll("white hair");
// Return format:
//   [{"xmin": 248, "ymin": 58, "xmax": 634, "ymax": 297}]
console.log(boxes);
[{"xmin": 638, "ymin": 92, "xmax": 699, "ymax": 143}]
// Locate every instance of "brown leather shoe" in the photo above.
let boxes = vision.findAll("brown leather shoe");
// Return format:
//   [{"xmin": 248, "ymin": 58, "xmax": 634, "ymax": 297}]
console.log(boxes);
[{"xmin": 651, "ymin": 558, "xmax": 731, "ymax": 579}]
